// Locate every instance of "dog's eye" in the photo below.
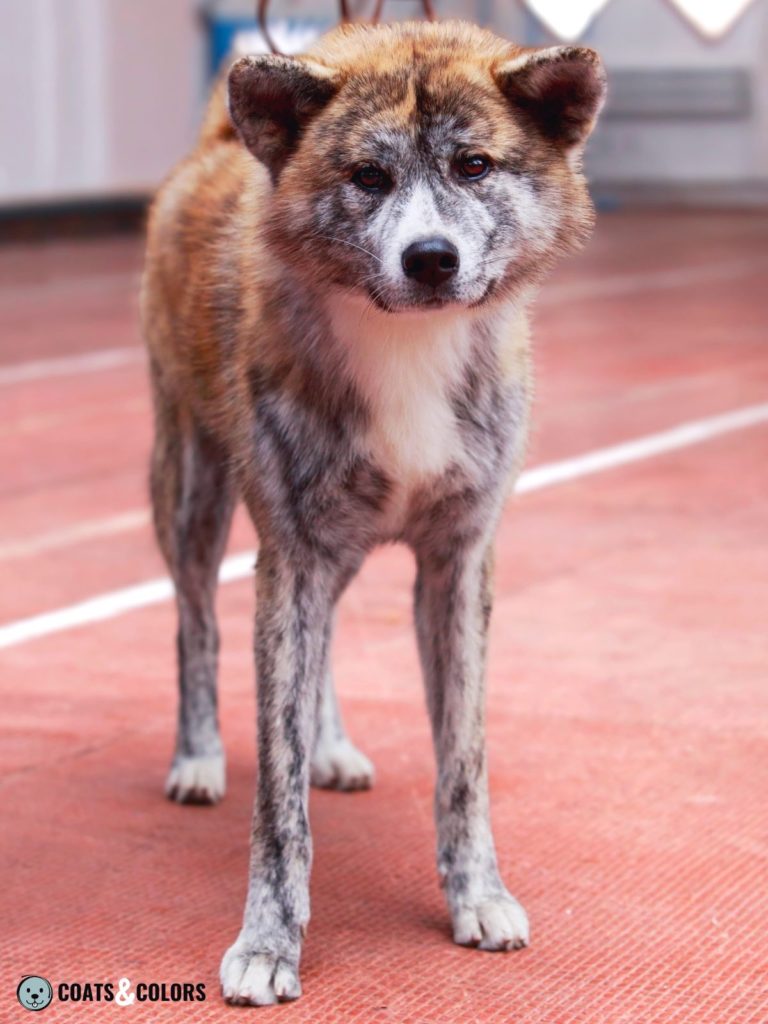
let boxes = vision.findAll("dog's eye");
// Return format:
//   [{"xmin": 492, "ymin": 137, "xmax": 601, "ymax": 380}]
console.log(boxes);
[
  {"xmin": 457, "ymin": 154, "xmax": 492, "ymax": 181},
  {"xmin": 352, "ymin": 165, "xmax": 389, "ymax": 192}
]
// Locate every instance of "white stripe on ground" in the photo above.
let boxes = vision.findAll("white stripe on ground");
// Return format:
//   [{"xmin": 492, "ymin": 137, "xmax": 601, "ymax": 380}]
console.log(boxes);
[
  {"xmin": 1, "ymin": 401, "xmax": 767, "ymax": 651},
  {"xmin": 3, "ymin": 258, "xmax": 764, "ymax": 388},
  {"xmin": 0, "ymin": 510, "xmax": 150, "ymax": 560},
  {"xmin": 0, "ymin": 551, "xmax": 257, "ymax": 651},
  {"xmin": 0, "ymin": 270, "xmax": 140, "ymax": 304},
  {"xmin": 539, "ymin": 258, "xmax": 764, "ymax": 306},
  {"xmin": 0, "ymin": 347, "xmax": 144, "ymax": 386},
  {"xmin": 516, "ymin": 402, "xmax": 768, "ymax": 492}
]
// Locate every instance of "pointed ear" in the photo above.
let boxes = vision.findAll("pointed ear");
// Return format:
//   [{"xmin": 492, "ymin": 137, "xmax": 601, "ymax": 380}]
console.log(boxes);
[
  {"xmin": 494, "ymin": 46, "xmax": 606, "ymax": 150},
  {"xmin": 228, "ymin": 55, "xmax": 339, "ymax": 178}
]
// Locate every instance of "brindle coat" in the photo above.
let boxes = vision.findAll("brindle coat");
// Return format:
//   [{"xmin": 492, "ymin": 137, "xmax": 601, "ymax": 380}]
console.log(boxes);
[{"xmin": 141, "ymin": 20, "xmax": 605, "ymax": 1006}]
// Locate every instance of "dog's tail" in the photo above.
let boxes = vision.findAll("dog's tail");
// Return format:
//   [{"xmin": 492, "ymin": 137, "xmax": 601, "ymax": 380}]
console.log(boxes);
[{"xmin": 198, "ymin": 70, "xmax": 238, "ymax": 147}]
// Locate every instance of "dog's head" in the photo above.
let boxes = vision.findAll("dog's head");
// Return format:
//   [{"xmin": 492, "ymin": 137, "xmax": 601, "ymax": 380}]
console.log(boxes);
[{"xmin": 228, "ymin": 21, "xmax": 606, "ymax": 314}]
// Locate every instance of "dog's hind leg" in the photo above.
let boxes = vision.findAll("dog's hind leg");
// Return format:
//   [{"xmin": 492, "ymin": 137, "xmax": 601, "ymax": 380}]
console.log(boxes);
[
  {"xmin": 150, "ymin": 368, "xmax": 236, "ymax": 805},
  {"xmin": 310, "ymin": 655, "xmax": 374, "ymax": 791}
]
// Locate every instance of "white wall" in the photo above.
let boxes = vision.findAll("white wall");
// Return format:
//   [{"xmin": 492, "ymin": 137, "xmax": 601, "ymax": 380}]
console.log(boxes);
[
  {"xmin": 1, "ymin": 0, "xmax": 766, "ymax": 204},
  {"xmin": 0, "ymin": 0, "xmax": 202, "ymax": 205}
]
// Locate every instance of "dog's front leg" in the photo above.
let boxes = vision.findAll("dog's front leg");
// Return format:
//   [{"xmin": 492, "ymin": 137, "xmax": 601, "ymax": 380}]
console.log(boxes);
[
  {"xmin": 220, "ymin": 544, "xmax": 336, "ymax": 1005},
  {"xmin": 414, "ymin": 541, "xmax": 530, "ymax": 953}
]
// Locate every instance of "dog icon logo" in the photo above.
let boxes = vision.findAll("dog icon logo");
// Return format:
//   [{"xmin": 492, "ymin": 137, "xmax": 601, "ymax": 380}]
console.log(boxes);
[{"xmin": 17, "ymin": 976, "xmax": 53, "ymax": 1012}]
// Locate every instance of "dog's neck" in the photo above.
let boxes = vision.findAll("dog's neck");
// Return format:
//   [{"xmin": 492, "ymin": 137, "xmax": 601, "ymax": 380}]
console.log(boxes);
[{"xmin": 321, "ymin": 289, "xmax": 526, "ymax": 496}]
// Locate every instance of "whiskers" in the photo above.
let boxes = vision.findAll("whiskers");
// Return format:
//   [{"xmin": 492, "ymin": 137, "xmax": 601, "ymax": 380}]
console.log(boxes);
[
  {"xmin": 357, "ymin": 278, "xmax": 393, "ymax": 326},
  {"xmin": 312, "ymin": 231, "xmax": 391, "ymax": 321},
  {"xmin": 483, "ymin": 254, "xmax": 514, "ymax": 270},
  {"xmin": 316, "ymin": 234, "xmax": 384, "ymax": 265}
]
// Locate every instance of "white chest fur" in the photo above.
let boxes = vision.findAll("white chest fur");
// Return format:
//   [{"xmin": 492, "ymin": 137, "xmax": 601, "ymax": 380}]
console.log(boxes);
[{"xmin": 327, "ymin": 296, "xmax": 476, "ymax": 503}]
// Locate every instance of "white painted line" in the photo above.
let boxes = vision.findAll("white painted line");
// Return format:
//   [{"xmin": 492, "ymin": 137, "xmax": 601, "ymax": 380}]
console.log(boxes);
[
  {"xmin": 1, "ymin": 401, "xmax": 767, "ymax": 651},
  {"xmin": 516, "ymin": 402, "xmax": 768, "ymax": 493},
  {"xmin": 0, "ymin": 270, "xmax": 139, "ymax": 305},
  {"xmin": 0, "ymin": 510, "xmax": 149, "ymax": 561},
  {"xmin": 0, "ymin": 551, "xmax": 257, "ymax": 651},
  {"xmin": 540, "ymin": 259, "xmax": 766, "ymax": 307},
  {"xmin": 0, "ymin": 347, "xmax": 144, "ymax": 386},
  {"xmin": 3, "ymin": 258, "xmax": 763, "ymax": 388}
]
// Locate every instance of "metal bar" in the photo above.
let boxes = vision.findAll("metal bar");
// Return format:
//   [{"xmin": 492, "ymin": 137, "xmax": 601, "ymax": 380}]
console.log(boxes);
[{"xmin": 257, "ymin": 0, "xmax": 280, "ymax": 54}]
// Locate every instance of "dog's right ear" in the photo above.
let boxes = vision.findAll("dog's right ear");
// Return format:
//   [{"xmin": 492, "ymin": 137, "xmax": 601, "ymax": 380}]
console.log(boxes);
[{"xmin": 228, "ymin": 55, "xmax": 339, "ymax": 179}]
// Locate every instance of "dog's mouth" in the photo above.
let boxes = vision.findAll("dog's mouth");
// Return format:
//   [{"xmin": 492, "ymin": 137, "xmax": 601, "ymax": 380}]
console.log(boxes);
[
  {"xmin": 367, "ymin": 282, "xmax": 497, "ymax": 315},
  {"xmin": 369, "ymin": 293, "xmax": 450, "ymax": 314}
]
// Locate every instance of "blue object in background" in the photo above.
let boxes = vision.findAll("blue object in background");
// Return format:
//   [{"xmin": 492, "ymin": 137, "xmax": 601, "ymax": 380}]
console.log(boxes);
[
  {"xmin": 202, "ymin": 15, "xmax": 258, "ymax": 76},
  {"xmin": 201, "ymin": 10, "xmax": 330, "ymax": 78}
]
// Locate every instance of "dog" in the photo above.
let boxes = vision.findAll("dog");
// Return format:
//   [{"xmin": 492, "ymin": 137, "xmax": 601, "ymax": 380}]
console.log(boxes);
[{"xmin": 141, "ymin": 19, "xmax": 605, "ymax": 1006}]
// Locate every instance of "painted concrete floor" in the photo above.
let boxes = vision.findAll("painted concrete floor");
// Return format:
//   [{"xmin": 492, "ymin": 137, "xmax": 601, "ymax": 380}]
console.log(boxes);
[{"xmin": 2, "ymin": 210, "xmax": 767, "ymax": 1022}]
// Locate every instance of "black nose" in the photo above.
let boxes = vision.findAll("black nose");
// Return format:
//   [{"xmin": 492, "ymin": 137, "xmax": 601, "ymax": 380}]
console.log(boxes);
[{"xmin": 401, "ymin": 237, "xmax": 459, "ymax": 288}]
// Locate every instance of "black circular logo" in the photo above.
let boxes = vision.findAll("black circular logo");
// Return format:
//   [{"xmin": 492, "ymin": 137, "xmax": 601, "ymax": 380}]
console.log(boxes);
[{"xmin": 17, "ymin": 976, "xmax": 53, "ymax": 1012}]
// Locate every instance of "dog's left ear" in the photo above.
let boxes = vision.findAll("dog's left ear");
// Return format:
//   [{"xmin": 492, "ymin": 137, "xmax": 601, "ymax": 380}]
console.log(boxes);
[
  {"xmin": 228, "ymin": 55, "xmax": 340, "ymax": 179},
  {"xmin": 494, "ymin": 46, "xmax": 606, "ymax": 150}
]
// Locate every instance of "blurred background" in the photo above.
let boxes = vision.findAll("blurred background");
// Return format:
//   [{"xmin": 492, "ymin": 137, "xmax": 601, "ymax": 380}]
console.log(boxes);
[{"xmin": 1, "ymin": 0, "xmax": 767, "ymax": 223}]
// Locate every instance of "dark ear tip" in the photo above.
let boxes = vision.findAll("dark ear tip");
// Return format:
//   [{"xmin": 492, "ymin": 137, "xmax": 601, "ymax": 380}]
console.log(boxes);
[
  {"xmin": 227, "ymin": 56, "xmax": 254, "ymax": 99},
  {"xmin": 228, "ymin": 54, "xmax": 269, "ymax": 86},
  {"xmin": 496, "ymin": 44, "xmax": 605, "ymax": 81},
  {"xmin": 561, "ymin": 46, "xmax": 607, "ymax": 83},
  {"xmin": 227, "ymin": 54, "xmax": 296, "ymax": 120},
  {"xmin": 227, "ymin": 54, "xmax": 339, "ymax": 98},
  {"xmin": 228, "ymin": 53, "xmax": 293, "ymax": 86},
  {"xmin": 524, "ymin": 45, "xmax": 607, "ymax": 91},
  {"xmin": 557, "ymin": 45, "xmax": 601, "ymax": 63}
]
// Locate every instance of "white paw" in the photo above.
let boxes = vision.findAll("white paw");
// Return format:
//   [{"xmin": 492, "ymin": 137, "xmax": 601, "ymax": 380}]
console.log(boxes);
[
  {"xmin": 310, "ymin": 737, "xmax": 374, "ymax": 791},
  {"xmin": 452, "ymin": 893, "xmax": 530, "ymax": 952},
  {"xmin": 220, "ymin": 941, "xmax": 301, "ymax": 1006},
  {"xmin": 165, "ymin": 753, "xmax": 225, "ymax": 805}
]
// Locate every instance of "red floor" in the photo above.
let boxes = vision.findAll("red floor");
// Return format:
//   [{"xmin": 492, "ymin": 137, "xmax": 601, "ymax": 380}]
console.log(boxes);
[{"xmin": 2, "ymin": 211, "xmax": 768, "ymax": 1022}]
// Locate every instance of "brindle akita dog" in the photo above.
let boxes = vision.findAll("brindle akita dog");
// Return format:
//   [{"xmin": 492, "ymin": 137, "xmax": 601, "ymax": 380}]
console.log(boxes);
[{"xmin": 141, "ymin": 19, "xmax": 605, "ymax": 1006}]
